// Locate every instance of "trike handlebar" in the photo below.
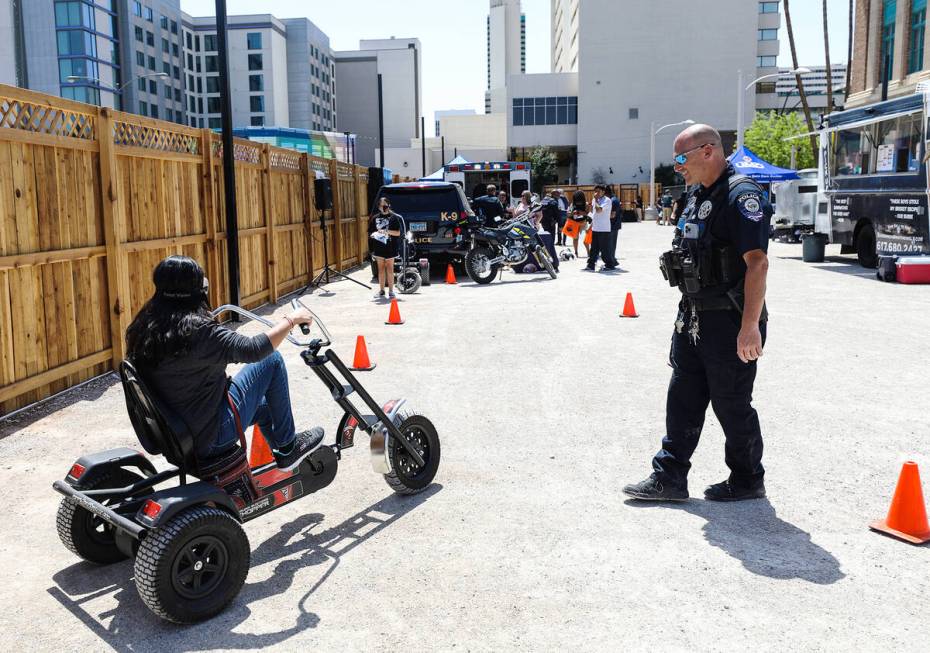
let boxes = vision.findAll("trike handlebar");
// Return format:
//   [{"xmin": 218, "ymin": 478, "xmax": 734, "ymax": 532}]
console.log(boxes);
[{"xmin": 211, "ymin": 298, "xmax": 332, "ymax": 349}]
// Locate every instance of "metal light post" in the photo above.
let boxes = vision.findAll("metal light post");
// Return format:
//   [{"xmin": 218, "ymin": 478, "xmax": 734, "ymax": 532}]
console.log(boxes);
[
  {"xmin": 737, "ymin": 67, "xmax": 810, "ymax": 150},
  {"xmin": 645, "ymin": 119, "xmax": 694, "ymax": 222},
  {"xmin": 215, "ymin": 0, "xmax": 240, "ymax": 309}
]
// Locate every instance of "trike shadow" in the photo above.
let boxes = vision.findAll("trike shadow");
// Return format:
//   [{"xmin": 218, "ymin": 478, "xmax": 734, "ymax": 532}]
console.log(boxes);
[
  {"xmin": 48, "ymin": 484, "xmax": 442, "ymax": 651},
  {"xmin": 625, "ymin": 497, "xmax": 845, "ymax": 585}
]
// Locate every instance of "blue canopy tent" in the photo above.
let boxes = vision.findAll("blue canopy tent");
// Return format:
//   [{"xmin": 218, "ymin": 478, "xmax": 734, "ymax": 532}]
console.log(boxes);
[
  {"xmin": 727, "ymin": 146, "xmax": 799, "ymax": 183},
  {"xmin": 419, "ymin": 154, "xmax": 469, "ymax": 181}
]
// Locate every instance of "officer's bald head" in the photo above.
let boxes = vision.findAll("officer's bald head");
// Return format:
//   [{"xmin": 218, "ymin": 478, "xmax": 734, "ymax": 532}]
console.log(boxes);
[
  {"xmin": 673, "ymin": 123, "xmax": 726, "ymax": 187},
  {"xmin": 676, "ymin": 124, "xmax": 722, "ymax": 153}
]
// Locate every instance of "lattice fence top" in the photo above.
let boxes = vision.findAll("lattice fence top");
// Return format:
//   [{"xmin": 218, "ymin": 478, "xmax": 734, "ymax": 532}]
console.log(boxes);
[
  {"xmin": 270, "ymin": 148, "xmax": 301, "ymax": 172},
  {"xmin": 234, "ymin": 142, "xmax": 261, "ymax": 164},
  {"xmin": 308, "ymin": 157, "xmax": 329, "ymax": 176},
  {"xmin": 336, "ymin": 162, "xmax": 356, "ymax": 181},
  {"xmin": 0, "ymin": 96, "xmax": 96, "ymax": 139},
  {"xmin": 113, "ymin": 120, "xmax": 200, "ymax": 154}
]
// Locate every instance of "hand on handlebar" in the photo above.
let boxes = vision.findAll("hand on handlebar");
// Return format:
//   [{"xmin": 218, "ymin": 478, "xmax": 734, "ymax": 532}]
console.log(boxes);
[{"xmin": 288, "ymin": 307, "xmax": 314, "ymax": 331}]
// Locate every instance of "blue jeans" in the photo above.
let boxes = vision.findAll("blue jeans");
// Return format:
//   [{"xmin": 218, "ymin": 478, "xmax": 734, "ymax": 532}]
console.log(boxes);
[{"xmin": 208, "ymin": 351, "xmax": 296, "ymax": 458}]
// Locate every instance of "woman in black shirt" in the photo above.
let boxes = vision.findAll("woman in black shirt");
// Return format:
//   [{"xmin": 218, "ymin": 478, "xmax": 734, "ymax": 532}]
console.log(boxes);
[
  {"xmin": 369, "ymin": 197, "xmax": 402, "ymax": 299},
  {"xmin": 125, "ymin": 255, "xmax": 322, "ymax": 471}
]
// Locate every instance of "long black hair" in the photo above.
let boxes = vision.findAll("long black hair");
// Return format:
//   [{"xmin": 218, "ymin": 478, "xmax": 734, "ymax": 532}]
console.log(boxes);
[{"xmin": 125, "ymin": 255, "xmax": 211, "ymax": 367}]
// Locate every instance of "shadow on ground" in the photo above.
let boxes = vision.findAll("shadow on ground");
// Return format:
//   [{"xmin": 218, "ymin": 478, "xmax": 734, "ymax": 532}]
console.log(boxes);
[
  {"xmin": 48, "ymin": 485, "xmax": 441, "ymax": 651},
  {"xmin": 777, "ymin": 255, "xmax": 876, "ymax": 280},
  {"xmin": 627, "ymin": 497, "xmax": 845, "ymax": 585}
]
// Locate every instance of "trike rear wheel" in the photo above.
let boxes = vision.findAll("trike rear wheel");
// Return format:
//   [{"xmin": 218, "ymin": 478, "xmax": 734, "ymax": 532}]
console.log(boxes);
[
  {"xmin": 384, "ymin": 410, "xmax": 440, "ymax": 495},
  {"xmin": 134, "ymin": 505, "xmax": 249, "ymax": 623},
  {"xmin": 56, "ymin": 468, "xmax": 145, "ymax": 564}
]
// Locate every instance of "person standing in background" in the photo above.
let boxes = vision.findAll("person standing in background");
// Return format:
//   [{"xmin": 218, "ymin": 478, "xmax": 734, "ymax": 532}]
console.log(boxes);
[
  {"xmin": 585, "ymin": 185, "xmax": 613, "ymax": 271},
  {"xmin": 606, "ymin": 185, "xmax": 622, "ymax": 269}
]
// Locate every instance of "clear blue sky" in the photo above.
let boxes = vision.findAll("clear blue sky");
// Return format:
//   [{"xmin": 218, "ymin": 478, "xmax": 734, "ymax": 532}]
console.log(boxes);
[{"xmin": 181, "ymin": 0, "xmax": 851, "ymax": 126}]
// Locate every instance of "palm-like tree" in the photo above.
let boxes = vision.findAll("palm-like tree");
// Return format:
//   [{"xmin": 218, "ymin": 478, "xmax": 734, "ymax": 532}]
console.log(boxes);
[{"xmin": 784, "ymin": 0, "xmax": 818, "ymax": 161}]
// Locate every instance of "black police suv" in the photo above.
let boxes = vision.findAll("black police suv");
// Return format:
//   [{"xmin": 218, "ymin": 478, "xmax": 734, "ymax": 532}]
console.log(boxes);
[{"xmin": 372, "ymin": 182, "xmax": 478, "ymax": 266}]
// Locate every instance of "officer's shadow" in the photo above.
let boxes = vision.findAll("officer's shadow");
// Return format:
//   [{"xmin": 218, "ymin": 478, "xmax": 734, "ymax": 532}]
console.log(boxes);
[{"xmin": 627, "ymin": 498, "xmax": 845, "ymax": 585}]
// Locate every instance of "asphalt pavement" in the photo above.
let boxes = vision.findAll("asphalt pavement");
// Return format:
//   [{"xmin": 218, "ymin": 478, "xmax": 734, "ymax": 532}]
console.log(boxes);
[{"xmin": 1, "ymin": 222, "xmax": 929, "ymax": 651}]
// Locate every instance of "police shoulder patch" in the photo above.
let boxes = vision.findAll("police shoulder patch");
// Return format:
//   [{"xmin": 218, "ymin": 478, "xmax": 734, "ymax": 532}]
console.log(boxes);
[{"xmin": 736, "ymin": 192, "xmax": 764, "ymax": 222}]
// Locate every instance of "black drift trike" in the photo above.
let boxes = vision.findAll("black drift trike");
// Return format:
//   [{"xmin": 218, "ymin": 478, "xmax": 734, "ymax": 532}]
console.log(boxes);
[{"xmin": 52, "ymin": 298, "xmax": 440, "ymax": 623}]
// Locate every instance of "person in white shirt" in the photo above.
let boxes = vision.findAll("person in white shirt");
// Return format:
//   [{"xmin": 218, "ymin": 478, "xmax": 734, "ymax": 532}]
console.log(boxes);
[{"xmin": 585, "ymin": 185, "xmax": 615, "ymax": 270}]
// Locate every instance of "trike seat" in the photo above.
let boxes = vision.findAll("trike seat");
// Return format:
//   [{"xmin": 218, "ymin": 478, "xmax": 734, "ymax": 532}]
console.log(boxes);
[{"xmin": 118, "ymin": 360, "xmax": 249, "ymax": 482}]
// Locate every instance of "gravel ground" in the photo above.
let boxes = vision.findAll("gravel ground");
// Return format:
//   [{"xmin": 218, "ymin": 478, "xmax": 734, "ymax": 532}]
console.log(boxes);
[{"xmin": 1, "ymin": 222, "xmax": 929, "ymax": 652}]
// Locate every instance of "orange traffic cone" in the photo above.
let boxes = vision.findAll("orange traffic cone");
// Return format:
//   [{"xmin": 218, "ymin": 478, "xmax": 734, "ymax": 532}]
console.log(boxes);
[
  {"xmin": 619, "ymin": 292, "xmax": 639, "ymax": 318},
  {"xmin": 249, "ymin": 424, "xmax": 275, "ymax": 468},
  {"xmin": 445, "ymin": 263, "xmax": 458, "ymax": 284},
  {"xmin": 385, "ymin": 297, "xmax": 405, "ymax": 325},
  {"xmin": 349, "ymin": 335, "xmax": 376, "ymax": 371},
  {"xmin": 870, "ymin": 461, "xmax": 930, "ymax": 544}
]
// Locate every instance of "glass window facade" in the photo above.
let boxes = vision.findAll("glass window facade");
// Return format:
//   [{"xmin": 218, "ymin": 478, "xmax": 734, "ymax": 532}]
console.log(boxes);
[
  {"xmin": 881, "ymin": 1, "xmax": 897, "ymax": 82},
  {"xmin": 909, "ymin": 0, "xmax": 926, "ymax": 74},
  {"xmin": 204, "ymin": 34, "xmax": 217, "ymax": 51},
  {"xmin": 759, "ymin": 2, "xmax": 779, "ymax": 13},
  {"xmin": 248, "ymin": 54, "xmax": 263, "ymax": 71},
  {"xmin": 249, "ymin": 74, "xmax": 263, "ymax": 91},
  {"xmin": 247, "ymin": 32, "xmax": 262, "ymax": 50},
  {"xmin": 758, "ymin": 29, "xmax": 778, "ymax": 41},
  {"xmin": 250, "ymin": 95, "xmax": 264, "ymax": 112},
  {"xmin": 512, "ymin": 97, "xmax": 577, "ymax": 126}
]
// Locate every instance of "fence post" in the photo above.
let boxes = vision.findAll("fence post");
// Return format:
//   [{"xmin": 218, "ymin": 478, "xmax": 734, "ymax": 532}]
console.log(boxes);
[
  {"xmin": 201, "ymin": 129, "xmax": 220, "ymax": 306},
  {"xmin": 328, "ymin": 157, "xmax": 342, "ymax": 270},
  {"xmin": 300, "ymin": 153, "xmax": 315, "ymax": 280},
  {"xmin": 352, "ymin": 165, "xmax": 366, "ymax": 265},
  {"xmin": 260, "ymin": 144, "xmax": 277, "ymax": 303},
  {"xmin": 96, "ymin": 107, "xmax": 130, "ymax": 369}
]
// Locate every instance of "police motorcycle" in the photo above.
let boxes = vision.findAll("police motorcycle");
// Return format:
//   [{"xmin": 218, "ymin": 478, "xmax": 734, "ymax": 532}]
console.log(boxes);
[
  {"xmin": 463, "ymin": 201, "xmax": 558, "ymax": 284},
  {"xmin": 52, "ymin": 297, "xmax": 440, "ymax": 624}
]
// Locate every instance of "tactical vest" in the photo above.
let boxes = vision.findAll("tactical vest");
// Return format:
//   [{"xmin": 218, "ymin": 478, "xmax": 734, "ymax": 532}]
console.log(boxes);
[{"xmin": 675, "ymin": 172, "xmax": 763, "ymax": 298}]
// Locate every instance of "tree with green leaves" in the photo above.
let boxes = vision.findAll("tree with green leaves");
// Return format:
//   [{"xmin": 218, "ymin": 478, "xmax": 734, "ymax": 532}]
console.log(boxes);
[
  {"xmin": 653, "ymin": 163, "xmax": 684, "ymax": 187},
  {"xmin": 743, "ymin": 111, "xmax": 816, "ymax": 170},
  {"xmin": 528, "ymin": 146, "xmax": 558, "ymax": 194}
]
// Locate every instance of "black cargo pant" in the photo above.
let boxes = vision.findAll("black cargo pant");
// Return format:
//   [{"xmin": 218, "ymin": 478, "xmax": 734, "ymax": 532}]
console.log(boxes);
[{"xmin": 651, "ymin": 307, "xmax": 766, "ymax": 490}]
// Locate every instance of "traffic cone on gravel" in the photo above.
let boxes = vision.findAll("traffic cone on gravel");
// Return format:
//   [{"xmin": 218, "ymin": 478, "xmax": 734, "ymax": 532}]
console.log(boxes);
[
  {"xmin": 619, "ymin": 292, "xmax": 639, "ymax": 318},
  {"xmin": 349, "ymin": 335, "xmax": 376, "ymax": 371},
  {"xmin": 385, "ymin": 298, "xmax": 405, "ymax": 325},
  {"xmin": 870, "ymin": 461, "xmax": 930, "ymax": 544},
  {"xmin": 249, "ymin": 425, "xmax": 274, "ymax": 468},
  {"xmin": 445, "ymin": 263, "xmax": 458, "ymax": 284}
]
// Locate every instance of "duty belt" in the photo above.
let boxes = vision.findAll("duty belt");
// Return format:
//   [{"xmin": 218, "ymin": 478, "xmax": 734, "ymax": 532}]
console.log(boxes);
[{"xmin": 680, "ymin": 295, "xmax": 734, "ymax": 311}]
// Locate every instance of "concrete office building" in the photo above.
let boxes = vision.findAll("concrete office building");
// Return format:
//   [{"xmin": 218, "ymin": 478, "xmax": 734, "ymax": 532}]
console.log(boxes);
[
  {"xmin": 282, "ymin": 18, "xmax": 336, "ymax": 132},
  {"xmin": 0, "ymin": 1, "xmax": 20, "ymax": 86},
  {"xmin": 435, "ymin": 109, "xmax": 476, "ymax": 136},
  {"xmin": 181, "ymin": 14, "xmax": 290, "ymax": 129},
  {"xmin": 486, "ymin": 0, "xmax": 525, "ymax": 114},
  {"xmin": 538, "ymin": 0, "xmax": 779, "ymax": 183},
  {"xmin": 847, "ymin": 0, "xmax": 930, "ymax": 108},
  {"xmin": 335, "ymin": 37, "xmax": 422, "ymax": 167}
]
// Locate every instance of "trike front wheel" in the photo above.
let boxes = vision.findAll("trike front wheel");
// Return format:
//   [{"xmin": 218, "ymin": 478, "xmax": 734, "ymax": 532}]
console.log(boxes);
[{"xmin": 384, "ymin": 410, "xmax": 440, "ymax": 495}]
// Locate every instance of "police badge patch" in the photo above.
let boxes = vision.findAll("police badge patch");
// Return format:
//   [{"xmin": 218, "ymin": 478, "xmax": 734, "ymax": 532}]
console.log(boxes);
[
  {"xmin": 697, "ymin": 200, "xmax": 713, "ymax": 220},
  {"xmin": 737, "ymin": 193, "xmax": 764, "ymax": 222}
]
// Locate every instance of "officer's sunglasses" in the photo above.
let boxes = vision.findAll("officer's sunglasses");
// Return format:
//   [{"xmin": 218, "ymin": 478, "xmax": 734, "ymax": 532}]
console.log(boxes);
[{"xmin": 673, "ymin": 142, "xmax": 713, "ymax": 165}]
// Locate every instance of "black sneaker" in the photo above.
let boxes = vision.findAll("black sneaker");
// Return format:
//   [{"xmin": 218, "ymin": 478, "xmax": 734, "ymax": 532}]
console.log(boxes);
[
  {"xmin": 273, "ymin": 427, "xmax": 324, "ymax": 471},
  {"xmin": 622, "ymin": 474, "xmax": 689, "ymax": 501},
  {"xmin": 704, "ymin": 479, "xmax": 766, "ymax": 502}
]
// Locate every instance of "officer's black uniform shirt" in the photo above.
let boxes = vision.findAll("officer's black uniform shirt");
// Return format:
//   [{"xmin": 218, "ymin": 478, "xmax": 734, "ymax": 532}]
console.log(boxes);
[
  {"xmin": 473, "ymin": 195, "xmax": 505, "ymax": 227},
  {"xmin": 675, "ymin": 164, "xmax": 772, "ymax": 299}
]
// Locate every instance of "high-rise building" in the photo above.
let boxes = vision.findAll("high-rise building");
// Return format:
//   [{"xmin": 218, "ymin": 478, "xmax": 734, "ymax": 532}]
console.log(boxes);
[
  {"xmin": 282, "ymin": 18, "xmax": 336, "ymax": 133},
  {"xmin": 761, "ymin": 64, "xmax": 848, "ymax": 117},
  {"xmin": 335, "ymin": 37, "xmax": 422, "ymax": 166},
  {"xmin": 486, "ymin": 0, "xmax": 525, "ymax": 114},
  {"xmin": 847, "ymin": 0, "xmax": 930, "ymax": 108},
  {"xmin": 181, "ymin": 14, "xmax": 290, "ymax": 129}
]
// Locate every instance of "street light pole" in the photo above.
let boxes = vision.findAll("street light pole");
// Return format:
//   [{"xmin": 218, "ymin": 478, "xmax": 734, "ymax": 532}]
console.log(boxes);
[
  {"xmin": 215, "ymin": 0, "xmax": 240, "ymax": 309},
  {"xmin": 645, "ymin": 119, "xmax": 694, "ymax": 222},
  {"xmin": 737, "ymin": 67, "xmax": 810, "ymax": 150}
]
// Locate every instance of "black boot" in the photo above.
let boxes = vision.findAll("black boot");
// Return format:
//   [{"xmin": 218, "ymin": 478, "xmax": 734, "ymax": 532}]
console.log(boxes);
[{"xmin": 704, "ymin": 479, "xmax": 766, "ymax": 502}]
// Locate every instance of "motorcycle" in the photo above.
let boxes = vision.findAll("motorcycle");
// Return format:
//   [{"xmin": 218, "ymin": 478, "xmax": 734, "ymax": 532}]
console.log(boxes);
[{"xmin": 462, "ymin": 204, "xmax": 558, "ymax": 284}]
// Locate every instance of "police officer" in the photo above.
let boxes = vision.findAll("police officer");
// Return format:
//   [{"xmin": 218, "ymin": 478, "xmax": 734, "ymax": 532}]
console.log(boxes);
[
  {"xmin": 472, "ymin": 184, "xmax": 506, "ymax": 228},
  {"xmin": 623, "ymin": 124, "xmax": 771, "ymax": 502}
]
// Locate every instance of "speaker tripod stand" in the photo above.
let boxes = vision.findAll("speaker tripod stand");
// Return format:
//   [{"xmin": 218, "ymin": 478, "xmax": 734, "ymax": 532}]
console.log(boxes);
[{"xmin": 303, "ymin": 209, "xmax": 371, "ymax": 293}]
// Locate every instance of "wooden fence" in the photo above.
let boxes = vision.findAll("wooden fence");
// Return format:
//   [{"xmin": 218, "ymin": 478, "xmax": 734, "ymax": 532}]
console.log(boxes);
[{"xmin": 0, "ymin": 84, "xmax": 403, "ymax": 414}]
